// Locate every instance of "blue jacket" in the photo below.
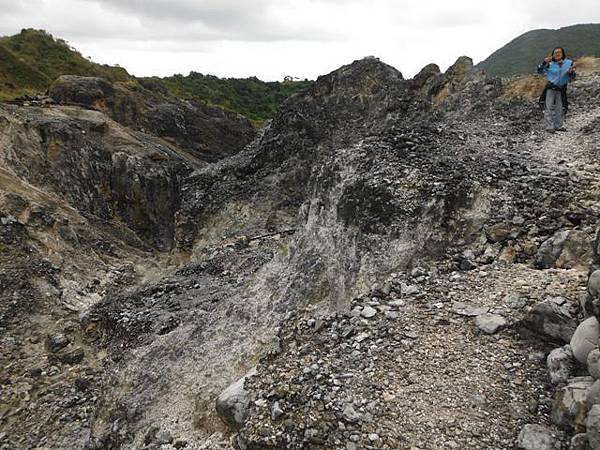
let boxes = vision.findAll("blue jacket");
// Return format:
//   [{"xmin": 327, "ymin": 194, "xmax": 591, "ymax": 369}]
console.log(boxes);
[{"xmin": 537, "ymin": 58, "xmax": 576, "ymax": 87}]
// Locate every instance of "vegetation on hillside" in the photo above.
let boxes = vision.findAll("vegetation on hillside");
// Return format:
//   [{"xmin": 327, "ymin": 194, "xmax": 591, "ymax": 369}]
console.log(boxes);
[
  {"xmin": 0, "ymin": 28, "xmax": 131, "ymax": 99},
  {"xmin": 153, "ymin": 72, "xmax": 312, "ymax": 125},
  {"xmin": 478, "ymin": 23, "xmax": 600, "ymax": 77}
]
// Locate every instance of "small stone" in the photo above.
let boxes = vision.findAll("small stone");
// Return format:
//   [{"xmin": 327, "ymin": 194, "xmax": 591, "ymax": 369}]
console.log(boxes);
[
  {"xmin": 452, "ymin": 301, "xmax": 488, "ymax": 317},
  {"xmin": 173, "ymin": 439, "xmax": 189, "ymax": 449},
  {"xmin": 342, "ymin": 404, "xmax": 361, "ymax": 423},
  {"xmin": 155, "ymin": 430, "xmax": 173, "ymax": 445},
  {"xmin": 474, "ymin": 313, "xmax": 507, "ymax": 334},
  {"xmin": 385, "ymin": 311, "xmax": 400, "ymax": 320},
  {"xmin": 547, "ymin": 345, "xmax": 575, "ymax": 384},
  {"xmin": 517, "ymin": 424, "xmax": 557, "ymax": 450},
  {"xmin": 360, "ymin": 306, "xmax": 377, "ymax": 319},
  {"xmin": 368, "ymin": 433, "xmax": 379, "ymax": 442},
  {"xmin": 505, "ymin": 293, "xmax": 527, "ymax": 309},
  {"xmin": 569, "ymin": 433, "xmax": 588, "ymax": 450},
  {"xmin": 403, "ymin": 284, "xmax": 420, "ymax": 296},
  {"xmin": 45, "ymin": 333, "xmax": 70, "ymax": 353},
  {"xmin": 271, "ymin": 401, "xmax": 284, "ymax": 420},
  {"xmin": 355, "ymin": 333, "xmax": 369, "ymax": 343},
  {"xmin": 57, "ymin": 347, "xmax": 85, "ymax": 364}
]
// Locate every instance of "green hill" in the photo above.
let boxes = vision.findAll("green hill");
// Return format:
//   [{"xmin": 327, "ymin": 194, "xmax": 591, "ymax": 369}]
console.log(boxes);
[
  {"xmin": 478, "ymin": 23, "xmax": 600, "ymax": 77},
  {"xmin": 0, "ymin": 44, "xmax": 50, "ymax": 99},
  {"xmin": 152, "ymin": 73, "xmax": 312, "ymax": 126},
  {"xmin": 0, "ymin": 29, "xmax": 132, "ymax": 99}
]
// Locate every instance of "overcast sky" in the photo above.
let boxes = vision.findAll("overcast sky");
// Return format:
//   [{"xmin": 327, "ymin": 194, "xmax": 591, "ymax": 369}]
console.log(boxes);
[{"xmin": 1, "ymin": 0, "xmax": 599, "ymax": 81}]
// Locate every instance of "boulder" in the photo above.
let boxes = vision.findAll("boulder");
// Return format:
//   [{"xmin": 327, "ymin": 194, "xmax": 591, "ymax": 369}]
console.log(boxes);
[
  {"xmin": 548, "ymin": 345, "xmax": 575, "ymax": 384},
  {"xmin": 589, "ymin": 270, "xmax": 600, "ymax": 298},
  {"xmin": 517, "ymin": 424, "xmax": 557, "ymax": 450},
  {"xmin": 587, "ymin": 380, "xmax": 600, "ymax": 409},
  {"xmin": 215, "ymin": 367, "xmax": 257, "ymax": 429},
  {"xmin": 588, "ymin": 349, "xmax": 600, "ymax": 380},
  {"xmin": 45, "ymin": 333, "xmax": 70, "ymax": 353},
  {"xmin": 474, "ymin": 313, "xmax": 507, "ymax": 334},
  {"xmin": 520, "ymin": 300, "xmax": 578, "ymax": 343},
  {"xmin": 588, "ymin": 404, "xmax": 600, "ymax": 449},
  {"xmin": 571, "ymin": 318, "xmax": 600, "ymax": 364},
  {"xmin": 49, "ymin": 75, "xmax": 115, "ymax": 106},
  {"xmin": 485, "ymin": 222, "xmax": 515, "ymax": 243},
  {"xmin": 569, "ymin": 433, "xmax": 589, "ymax": 450},
  {"xmin": 534, "ymin": 230, "xmax": 593, "ymax": 270},
  {"xmin": 552, "ymin": 376, "xmax": 594, "ymax": 430}
]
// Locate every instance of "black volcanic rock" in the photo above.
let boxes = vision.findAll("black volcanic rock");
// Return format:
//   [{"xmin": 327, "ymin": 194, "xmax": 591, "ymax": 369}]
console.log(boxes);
[{"xmin": 49, "ymin": 74, "xmax": 256, "ymax": 162}]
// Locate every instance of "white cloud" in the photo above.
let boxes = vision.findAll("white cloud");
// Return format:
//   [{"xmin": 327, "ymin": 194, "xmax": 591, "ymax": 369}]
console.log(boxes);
[{"xmin": 0, "ymin": 0, "xmax": 598, "ymax": 80}]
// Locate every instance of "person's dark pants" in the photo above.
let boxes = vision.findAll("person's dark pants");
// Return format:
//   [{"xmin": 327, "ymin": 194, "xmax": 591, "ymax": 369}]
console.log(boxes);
[{"xmin": 544, "ymin": 88, "xmax": 563, "ymax": 130}]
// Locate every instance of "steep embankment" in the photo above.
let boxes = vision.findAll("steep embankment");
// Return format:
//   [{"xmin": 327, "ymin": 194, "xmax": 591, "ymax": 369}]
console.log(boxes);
[{"xmin": 0, "ymin": 80, "xmax": 256, "ymax": 448}]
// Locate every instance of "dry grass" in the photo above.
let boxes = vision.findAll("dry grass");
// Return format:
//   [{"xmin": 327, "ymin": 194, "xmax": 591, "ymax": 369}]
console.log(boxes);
[
  {"xmin": 502, "ymin": 56, "xmax": 600, "ymax": 101},
  {"xmin": 501, "ymin": 75, "xmax": 547, "ymax": 101},
  {"xmin": 574, "ymin": 56, "xmax": 600, "ymax": 76}
]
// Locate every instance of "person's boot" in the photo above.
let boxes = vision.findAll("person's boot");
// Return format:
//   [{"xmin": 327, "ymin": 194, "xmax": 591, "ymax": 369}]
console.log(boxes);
[
  {"xmin": 545, "ymin": 129, "xmax": 556, "ymax": 133},
  {"xmin": 555, "ymin": 127, "xmax": 567, "ymax": 132}
]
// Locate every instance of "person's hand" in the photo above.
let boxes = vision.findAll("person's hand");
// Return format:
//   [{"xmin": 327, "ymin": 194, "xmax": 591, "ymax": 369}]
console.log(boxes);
[
  {"xmin": 568, "ymin": 63, "xmax": 576, "ymax": 73},
  {"xmin": 544, "ymin": 56, "xmax": 552, "ymax": 63}
]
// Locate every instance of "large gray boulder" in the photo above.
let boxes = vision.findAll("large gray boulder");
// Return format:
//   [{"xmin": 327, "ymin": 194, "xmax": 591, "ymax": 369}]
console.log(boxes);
[
  {"xmin": 589, "ymin": 270, "xmax": 600, "ymax": 298},
  {"xmin": 474, "ymin": 313, "xmax": 507, "ymax": 334},
  {"xmin": 588, "ymin": 404, "xmax": 600, "ymax": 449},
  {"xmin": 215, "ymin": 367, "xmax": 257, "ymax": 429},
  {"xmin": 548, "ymin": 345, "xmax": 575, "ymax": 385},
  {"xmin": 571, "ymin": 318, "xmax": 600, "ymax": 364},
  {"xmin": 586, "ymin": 380, "xmax": 600, "ymax": 410},
  {"xmin": 534, "ymin": 230, "xmax": 593, "ymax": 270},
  {"xmin": 520, "ymin": 300, "xmax": 578, "ymax": 343},
  {"xmin": 49, "ymin": 75, "xmax": 115, "ymax": 106},
  {"xmin": 588, "ymin": 349, "xmax": 600, "ymax": 380},
  {"xmin": 517, "ymin": 424, "xmax": 557, "ymax": 450},
  {"xmin": 552, "ymin": 376, "xmax": 594, "ymax": 430}
]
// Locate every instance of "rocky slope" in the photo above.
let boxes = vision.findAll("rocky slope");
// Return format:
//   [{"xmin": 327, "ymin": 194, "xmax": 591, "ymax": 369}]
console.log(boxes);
[
  {"xmin": 47, "ymin": 75, "xmax": 256, "ymax": 162},
  {"xmin": 1, "ymin": 55, "xmax": 600, "ymax": 450}
]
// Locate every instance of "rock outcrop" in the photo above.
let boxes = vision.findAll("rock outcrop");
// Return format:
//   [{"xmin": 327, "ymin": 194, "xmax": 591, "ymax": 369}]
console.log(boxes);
[{"xmin": 49, "ymin": 74, "xmax": 256, "ymax": 162}]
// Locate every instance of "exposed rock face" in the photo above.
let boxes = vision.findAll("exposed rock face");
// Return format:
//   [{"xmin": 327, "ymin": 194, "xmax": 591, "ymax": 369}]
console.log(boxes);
[
  {"xmin": 49, "ymin": 75, "xmax": 256, "ymax": 162},
  {"xmin": 535, "ymin": 229, "xmax": 593, "ymax": 270},
  {"xmin": 0, "ymin": 104, "xmax": 192, "ymax": 250}
]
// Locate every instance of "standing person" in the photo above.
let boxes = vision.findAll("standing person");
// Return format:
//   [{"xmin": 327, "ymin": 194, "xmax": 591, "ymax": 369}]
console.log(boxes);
[{"xmin": 537, "ymin": 47, "xmax": 576, "ymax": 133}]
